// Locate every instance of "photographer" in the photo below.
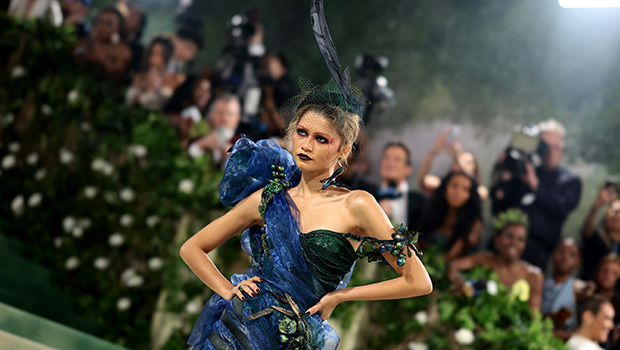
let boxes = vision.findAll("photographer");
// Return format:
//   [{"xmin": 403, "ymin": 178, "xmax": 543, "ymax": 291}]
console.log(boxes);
[
  {"xmin": 581, "ymin": 182, "xmax": 620, "ymax": 281},
  {"xmin": 491, "ymin": 119, "xmax": 582, "ymax": 270}
]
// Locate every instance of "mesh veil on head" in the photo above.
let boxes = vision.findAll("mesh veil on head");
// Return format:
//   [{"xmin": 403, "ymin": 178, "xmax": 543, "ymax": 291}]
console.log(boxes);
[{"xmin": 280, "ymin": 76, "xmax": 366, "ymax": 133}]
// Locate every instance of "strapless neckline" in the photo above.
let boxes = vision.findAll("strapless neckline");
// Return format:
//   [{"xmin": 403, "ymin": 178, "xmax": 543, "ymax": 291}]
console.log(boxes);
[{"xmin": 301, "ymin": 229, "xmax": 357, "ymax": 255}]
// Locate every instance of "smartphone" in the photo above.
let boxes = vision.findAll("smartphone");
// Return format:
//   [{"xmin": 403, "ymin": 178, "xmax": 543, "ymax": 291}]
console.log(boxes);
[{"xmin": 446, "ymin": 124, "xmax": 461, "ymax": 144}]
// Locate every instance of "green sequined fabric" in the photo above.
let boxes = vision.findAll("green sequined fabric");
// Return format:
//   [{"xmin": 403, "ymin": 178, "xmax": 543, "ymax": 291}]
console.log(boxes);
[
  {"xmin": 299, "ymin": 230, "xmax": 358, "ymax": 292},
  {"xmin": 299, "ymin": 226, "xmax": 423, "ymax": 292}
]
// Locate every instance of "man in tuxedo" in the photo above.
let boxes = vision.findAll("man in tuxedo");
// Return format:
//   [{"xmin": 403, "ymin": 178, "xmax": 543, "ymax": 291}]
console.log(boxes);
[{"xmin": 375, "ymin": 141, "xmax": 427, "ymax": 230}]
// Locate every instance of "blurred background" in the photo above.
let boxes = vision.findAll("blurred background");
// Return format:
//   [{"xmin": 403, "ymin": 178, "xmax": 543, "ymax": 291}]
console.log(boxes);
[{"xmin": 2, "ymin": 0, "xmax": 620, "ymax": 349}]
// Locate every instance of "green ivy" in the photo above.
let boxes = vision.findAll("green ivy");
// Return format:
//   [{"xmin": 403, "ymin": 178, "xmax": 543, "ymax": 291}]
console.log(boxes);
[
  {"xmin": 361, "ymin": 245, "xmax": 567, "ymax": 349},
  {"xmin": 0, "ymin": 15, "xmax": 228, "ymax": 349}
]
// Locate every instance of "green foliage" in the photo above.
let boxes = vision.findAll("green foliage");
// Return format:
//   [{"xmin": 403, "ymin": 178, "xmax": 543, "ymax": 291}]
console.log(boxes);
[
  {"xmin": 361, "ymin": 245, "xmax": 567, "ymax": 349},
  {"xmin": 0, "ymin": 16, "xmax": 227, "ymax": 349}
]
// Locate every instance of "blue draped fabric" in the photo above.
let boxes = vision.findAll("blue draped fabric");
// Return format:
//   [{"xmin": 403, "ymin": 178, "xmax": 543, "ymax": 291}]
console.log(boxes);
[{"xmin": 188, "ymin": 138, "xmax": 342, "ymax": 350}]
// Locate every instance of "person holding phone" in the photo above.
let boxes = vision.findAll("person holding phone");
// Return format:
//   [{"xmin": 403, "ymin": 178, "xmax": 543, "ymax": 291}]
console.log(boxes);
[
  {"xmin": 417, "ymin": 126, "xmax": 488, "ymax": 200},
  {"xmin": 581, "ymin": 181, "xmax": 620, "ymax": 280}
]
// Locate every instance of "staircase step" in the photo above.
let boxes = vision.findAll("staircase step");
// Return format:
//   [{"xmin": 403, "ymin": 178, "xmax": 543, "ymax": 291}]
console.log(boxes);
[{"xmin": 0, "ymin": 302, "xmax": 127, "ymax": 350}]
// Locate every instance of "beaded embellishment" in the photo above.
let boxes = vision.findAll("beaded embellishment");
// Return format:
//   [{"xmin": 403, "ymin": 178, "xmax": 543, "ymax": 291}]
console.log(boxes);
[
  {"xmin": 258, "ymin": 162, "xmax": 292, "ymax": 218},
  {"xmin": 339, "ymin": 224, "xmax": 422, "ymax": 266},
  {"xmin": 258, "ymin": 161, "xmax": 293, "ymax": 257},
  {"xmin": 243, "ymin": 290, "xmax": 318, "ymax": 350}
]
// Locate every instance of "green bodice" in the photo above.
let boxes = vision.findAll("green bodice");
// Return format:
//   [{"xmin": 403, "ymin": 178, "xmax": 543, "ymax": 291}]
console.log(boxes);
[
  {"xmin": 298, "ymin": 226, "xmax": 423, "ymax": 292},
  {"xmin": 299, "ymin": 230, "xmax": 358, "ymax": 292}
]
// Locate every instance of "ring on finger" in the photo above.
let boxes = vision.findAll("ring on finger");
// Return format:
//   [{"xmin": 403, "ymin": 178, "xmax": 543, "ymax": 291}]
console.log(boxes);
[{"xmin": 238, "ymin": 285, "xmax": 244, "ymax": 291}]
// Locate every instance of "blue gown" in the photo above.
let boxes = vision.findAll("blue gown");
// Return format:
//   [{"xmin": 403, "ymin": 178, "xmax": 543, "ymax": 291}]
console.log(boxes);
[{"xmin": 188, "ymin": 138, "xmax": 420, "ymax": 350}]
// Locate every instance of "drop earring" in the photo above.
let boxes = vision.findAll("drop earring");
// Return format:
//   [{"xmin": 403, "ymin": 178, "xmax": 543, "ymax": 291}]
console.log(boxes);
[{"xmin": 320, "ymin": 157, "xmax": 344, "ymax": 190}]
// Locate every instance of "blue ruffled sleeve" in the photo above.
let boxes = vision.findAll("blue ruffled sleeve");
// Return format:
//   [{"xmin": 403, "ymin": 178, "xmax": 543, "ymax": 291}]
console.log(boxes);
[{"xmin": 219, "ymin": 138, "xmax": 301, "ymax": 207}]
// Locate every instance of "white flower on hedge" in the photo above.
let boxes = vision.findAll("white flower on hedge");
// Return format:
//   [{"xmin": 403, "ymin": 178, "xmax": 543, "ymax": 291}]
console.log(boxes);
[
  {"xmin": 41, "ymin": 104, "xmax": 52, "ymax": 116},
  {"xmin": 109, "ymin": 232, "xmax": 124, "ymax": 247},
  {"xmin": 146, "ymin": 215, "xmax": 160, "ymax": 228},
  {"xmin": 53, "ymin": 237, "xmax": 63, "ymax": 248},
  {"xmin": 408, "ymin": 341, "xmax": 429, "ymax": 350},
  {"xmin": 119, "ymin": 188, "xmax": 135, "ymax": 202},
  {"xmin": 80, "ymin": 122, "xmax": 91, "ymax": 132},
  {"xmin": 91, "ymin": 158, "xmax": 106, "ymax": 171},
  {"xmin": 92, "ymin": 158, "xmax": 113, "ymax": 175},
  {"xmin": 72, "ymin": 226, "xmax": 84, "ymax": 238},
  {"xmin": 414, "ymin": 310, "xmax": 428, "ymax": 325},
  {"xmin": 454, "ymin": 328, "xmax": 475, "ymax": 345},
  {"xmin": 117, "ymin": 297, "xmax": 131, "ymax": 311},
  {"xmin": 8, "ymin": 142, "xmax": 20, "ymax": 153},
  {"xmin": 487, "ymin": 280, "xmax": 498, "ymax": 296},
  {"xmin": 59, "ymin": 148, "xmax": 73, "ymax": 164},
  {"xmin": 11, "ymin": 195, "xmax": 24, "ymax": 215},
  {"xmin": 101, "ymin": 162, "xmax": 114, "ymax": 176},
  {"xmin": 35, "ymin": 169, "xmax": 46, "ymax": 180},
  {"xmin": 120, "ymin": 214, "xmax": 134, "ymax": 227},
  {"xmin": 94, "ymin": 257, "xmax": 109, "ymax": 270},
  {"xmin": 148, "ymin": 257, "xmax": 163, "ymax": 271},
  {"xmin": 188, "ymin": 143, "xmax": 204, "ymax": 159},
  {"xmin": 185, "ymin": 299, "xmax": 202, "ymax": 315},
  {"xmin": 129, "ymin": 144, "xmax": 148, "ymax": 158},
  {"xmin": 178, "ymin": 179, "xmax": 195, "ymax": 194},
  {"xmin": 65, "ymin": 256, "xmax": 80, "ymax": 270},
  {"xmin": 104, "ymin": 191, "xmax": 117, "ymax": 204},
  {"xmin": 84, "ymin": 186, "xmax": 97, "ymax": 198},
  {"xmin": 26, "ymin": 153, "xmax": 38, "ymax": 165},
  {"xmin": 28, "ymin": 193, "xmax": 42, "ymax": 207},
  {"xmin": 67, "ymin": 89, "xmax": 79, "ymax": 103},
  {"xmin": 2, "ymin": 154, "xmax": 16, "ymax": 169},
  {"xmin": 63, "ymin": 216, "xmax": 76, "ymax": 233},
  {"xmin": 2, "ymin": 113, "xmax": 15, "ymax": 126},
  {"xmin": 126, "ymin": 274, "xmax": 144, "ymax": 288},
  {"xmin": 11, "ymin": 65, "xmax": 25, "ymax": 78},
  {"xmin": 120, "ymin": 268, "xmax": 136, "ymax": 283},
  {"xmin": 78, "ymin": 218, "xmax": 91, "ymax": 229}
]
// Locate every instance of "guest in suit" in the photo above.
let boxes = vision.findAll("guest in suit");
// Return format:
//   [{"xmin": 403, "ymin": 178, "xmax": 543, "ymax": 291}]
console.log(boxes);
[{"xmin": 374, "ymin": 141, "xmax": 427, "ymax": 231}]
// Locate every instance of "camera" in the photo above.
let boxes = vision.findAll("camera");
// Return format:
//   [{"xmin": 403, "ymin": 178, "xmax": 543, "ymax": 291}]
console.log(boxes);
[
  {"xmin": 497, "ymin": 124, "xmax": 550, "ymax": 178},
  {"xmin": 354, "ymin": 53, "xmax": 394, "ymax": 124},
  {"xmin": 224, "ymin": 9, "xmax": 258, "ymax": 58}
]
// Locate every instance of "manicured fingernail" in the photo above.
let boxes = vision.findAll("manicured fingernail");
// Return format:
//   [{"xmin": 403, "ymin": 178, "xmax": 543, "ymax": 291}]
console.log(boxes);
[
  {"xmin": 241, "ymin": 297, "xmax": 245, "ymax": 301},
  {"xmin": 306, "ymin": 311, "xmax": 310, "ymax": 315}
]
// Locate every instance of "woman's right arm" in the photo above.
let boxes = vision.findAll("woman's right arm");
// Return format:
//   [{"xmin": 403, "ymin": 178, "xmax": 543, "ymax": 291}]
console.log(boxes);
[
  {"xmin": 417, "ymin": 131, "xmax": 448, "ymax": 192},
  {"xmin": 582, "ymin": 186, "xmax": 617, "ymax": 238},
  {"xmin": 447, "ymin": 252, "xmax": 488, "ymax": 288},
  {"xmin": 180, "ymin": 190, "xmax": 264, "ymax": 300}
]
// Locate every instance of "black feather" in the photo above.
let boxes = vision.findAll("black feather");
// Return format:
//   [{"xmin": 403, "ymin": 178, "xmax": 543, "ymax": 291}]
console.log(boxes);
[{"xmin": 310, "ymin": 0, "xmax": 352, "ymax": 103}]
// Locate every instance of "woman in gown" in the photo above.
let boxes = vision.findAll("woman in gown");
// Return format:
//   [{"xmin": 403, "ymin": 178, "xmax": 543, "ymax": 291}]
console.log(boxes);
[{"xmin": 179, "ymin": 78, "xmax": 433, "ymax": 349}]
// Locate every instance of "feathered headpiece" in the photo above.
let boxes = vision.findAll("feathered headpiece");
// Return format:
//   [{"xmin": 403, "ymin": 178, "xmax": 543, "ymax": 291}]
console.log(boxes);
[{"xmin": 280, "ymin": 0, "xmax": 366, "ymax": 131}]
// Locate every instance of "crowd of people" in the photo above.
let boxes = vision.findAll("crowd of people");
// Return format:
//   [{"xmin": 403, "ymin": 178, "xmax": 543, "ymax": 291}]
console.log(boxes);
[
  {"xmin": 344, "ymin": 121, "xmax": 618, "ymax": 349},
  {"xmin": 6, "ymin": 1, "xmax": 620, "ymax": 349}
]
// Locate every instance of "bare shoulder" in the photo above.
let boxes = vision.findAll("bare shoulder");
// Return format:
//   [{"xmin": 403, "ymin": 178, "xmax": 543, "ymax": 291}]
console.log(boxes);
[
  {"xmin": 229, "ymin": 188, "xmax": 264, "ymax": 224},
  {"xmin": 343, "ymin": 189, "xmax": 379, "ymax": 208},
  {"xmin": 474, "ymin": 251, "xmax": 495, "ymax": 265},
  {"xmin": 521, "ymin": 261, "xmax": 544, "ymax": 283}
]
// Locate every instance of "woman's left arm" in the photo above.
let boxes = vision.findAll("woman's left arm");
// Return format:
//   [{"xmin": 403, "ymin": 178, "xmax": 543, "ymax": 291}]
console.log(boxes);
[
  {"xmin": 528, "ymin": 269, "xmax": 544, "ymax": 311},
  {"xmin": 306, "ymin": 191, "xmax": 432, "ymax": 320}
]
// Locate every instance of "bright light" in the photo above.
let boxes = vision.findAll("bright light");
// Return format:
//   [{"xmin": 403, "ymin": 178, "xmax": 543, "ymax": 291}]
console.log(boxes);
[
  {"xmin": 376, "ymin": 76, "xmax": 388, "ymax": 87},
  {"xmin": 559, "ymin": 0, "xmax": 620, "ymax": 8}
]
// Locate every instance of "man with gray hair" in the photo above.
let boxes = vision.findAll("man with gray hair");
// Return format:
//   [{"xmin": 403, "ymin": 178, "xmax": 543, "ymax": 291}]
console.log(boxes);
[
  {"xmin": 188, "ymin": 94, "xmax": 241, "ymax": 166},
  {"xmin": 491, "ymin": 119, "xmax": 582, "ymax": 270}
]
